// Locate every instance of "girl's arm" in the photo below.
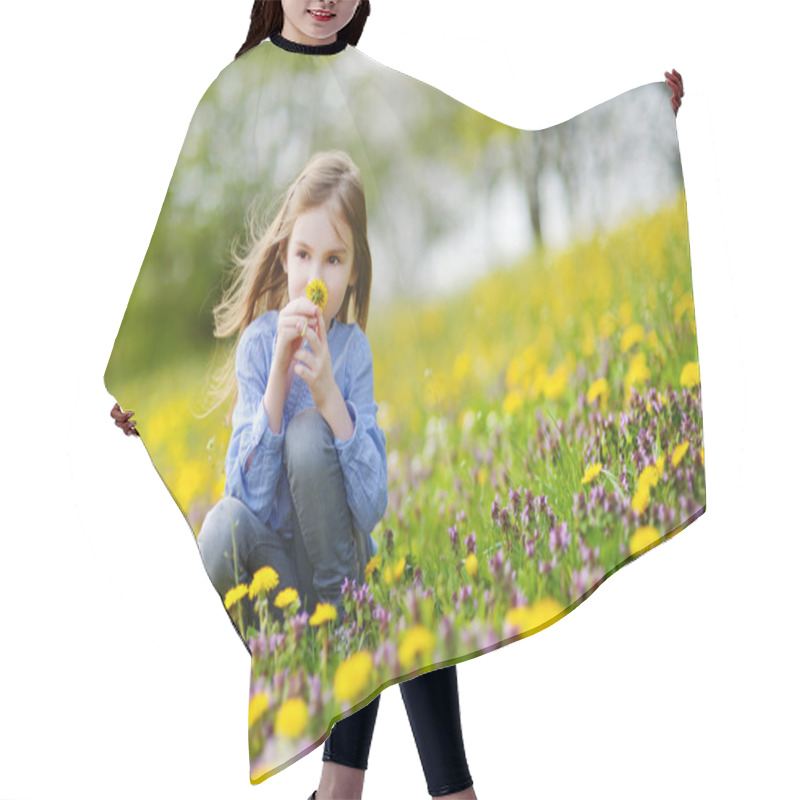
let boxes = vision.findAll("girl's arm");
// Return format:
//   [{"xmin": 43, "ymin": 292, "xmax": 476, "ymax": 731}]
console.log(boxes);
[
  {"xmin": 225, "ymin": 323, "xmax": 287, "ymax": 522},
  {"xmin": 333, "ymin": 331, "xmax": 389, "ymax": 538}
]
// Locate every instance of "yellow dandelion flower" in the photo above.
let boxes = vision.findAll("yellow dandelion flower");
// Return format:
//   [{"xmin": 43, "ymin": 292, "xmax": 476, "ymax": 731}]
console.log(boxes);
[
  {"xmin": 504, "ymin": 605, "xmax": 536, "ymax": 632},
  {"xmin": 581, "ymin": 463, "xmax": 603, "ymax": 485},
  {"xmin": 309, "ymin": 602, "xmax": 337, "ymax": 626},
  {"xmin": 620, "ymin": 323, "xmax": 645, "ymax": 353},
  {"xmin": 700, "ymin": 446, "xmax": 704, "ymax": 466},
  {"xmin": 631, "ymin": 485, "xmax": 650, "ymax": 515},
  {"xmin": 629, "ymin": 525, "xmax": 662, "ymax": 556},
  {"xmin": 464, "ymin": 552, "xmax": 478, "ymax": 579},
  {"xmin": 365, "ymin": 554, "xmax": 381, "ymax": 581},
  {"xmin": 656, "ymin": 454, "xmax": 666, "ymax": 475},
  {"xmin": 224, "ymin": 583, "xmax": 249, "ymax": 610},
  {"xmin": 625, "ymin": 352, "xmax": 650, "ymax": 391},
  {"xmin": 503, "ymin": 389, "xmax": 524, "ymax": 416},
  {"xmin": 453, "ymin": 351, "xmax": 472, "ymax": 382},
  {"xmin": 587, "ymin": 377, "xmax": 609, "ymax": 405},
  {"xmin": 249, "ymin": 565, "xmax": 279, "ymax": 600},
  {"xmin": 248, "ymin": 692, "xmax": 270, "ymax": 728},
  {"xmin": 671, "ymin": 440, "xmax": 690, "ymax": 468},
  {"xmin": 333, "ymin": 651, "xmax": 374, "ymax": 703},
  {"xmin": 637, "ymin": 465, "xmax": 660, "ymax": 493},
  {"xmin": 305, "ymin": 278, "xmax": 328, "ymax": 310},
  {"xmin": 275, "ymin": 697, "xmax": 309, "ymax": 739},
  {"xmin": 680, "ymin": 362, "xmax": 701, "ymax": 388},
  {"xmin": 477, "ymin": 467, "xmax": 487, "ymax": 487},
  {"xmin": 398, "ymin": 625, "xmax": 436, "ymax": 669},
  {"xmin": 275, "ymin": 587, "xmax": 299, "ymax": 609},
  {"xmin": 543, "ymin": 363, "xmax": 569, "ymax": 400},
  {"xmin": 383, "ymin": 557, "xmax": 406, "ymax": 585},
  {"xmin": 645, "ymin": 330, "xmax": 659, "ymax": 350},
  {"xmin": 527, "ymin": 596, "xmax": 565, "ymax": 630}
]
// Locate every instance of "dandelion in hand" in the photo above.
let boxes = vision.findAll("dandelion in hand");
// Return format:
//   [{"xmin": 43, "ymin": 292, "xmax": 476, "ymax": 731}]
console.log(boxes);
[{"xmin": 301, "ymin": 277, "xmax": 329, "ymax": 337}]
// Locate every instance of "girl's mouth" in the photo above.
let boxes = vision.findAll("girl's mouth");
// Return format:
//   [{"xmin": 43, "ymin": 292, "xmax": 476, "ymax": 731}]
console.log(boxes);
[{"xmin": 308, "ymin": 9, "xmax": 335, "ymax": 22}]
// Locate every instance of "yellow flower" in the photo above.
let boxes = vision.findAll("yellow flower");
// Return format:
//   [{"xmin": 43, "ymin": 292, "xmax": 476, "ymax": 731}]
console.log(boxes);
[
  {"xmin": 383, "ymin": 557, "xmax": 406, "ymax": 586},
  {"xmin": 700, "ymin": 446, "xmax": 704, "ymax": 466},
  {"xmin": 224, "ymin": 583, "xmax": 249, "ymax": 610},
  {"xmin": 365, "ymin": 554, "xmax": 381, "ymax": 581},
  {"xmin": 543, "ymin": 363, "xmax": 569, "ymax": 400},
  {"xmin": 581, "ymin": 463, "xmax": 603, "ymax": 485},
  {"xmin": 275, "ymin": 587, "xmax": 299, "ymax": 609},
  {"xmin": 624, "ymin": 353, "xmax": 650, "ymax": 397},
  {"xmin": 275, "ymin": 697, "xmax": 309, "ymax": 739},
  {"xmin": 464, "ymin": 552, "xmax": 478, "ymax": 579},
  {"xmin": 248, "ymin": 692, "xmax": 270, "ymax": 728},
  {"xmin": 587, "ymin": 377, "xmax": 609, "ymax": 405},
  {"xmin": 671, "ymin": 440, "xmax": 690, "ymax": 468},
  {"xmin": 656, "ymin": 454, "xmax": 665, "ymax": 475},
  {"xmin": 527, "ymin": 596, "xmax": 565, "ymax": 629},
  {"xmin": 249, "ymin": 566, "xmax": 279, "ymax": 600},
  {"xmin": 309, "ymin": 602, "xmax": 337, "ymax": 626},
  {"xmin": 503, "ymin": 389, "xmax": 524, "ymax": 416},
  {"xmin": 680, "ymin": 362, "xmax": 701, "ymax": 388},
  {"xmin": 333, "ymin": 651, "xmax": 374, "ymax": 703},
  {"xmin": 305, "ymin": 278, "xmax": 328, "ymax": 310},
  {"xmin": 453, "ymin": 351, "xmax": 472, "ymax": 382},
  {"xmin": 637, "ymin": 465, "xmax": 660, "ymax": 493},
  {"xmin": 629, "ymin": 525, "xmax": 662, "ymax": 556},
  {"xmin": 631, "ymin": 485, "xmax": 650, "ymax": 515},
  {"xmin": 620, "ymin": 323, "xmax": 645, "ymax": 353},
  {"xmin": 504, "ymin": 605, "xmax": 536, "ymax": 632},
  {"xmin": 398, "ymin": 625, "xmax": 436, "ymax": 669},
  {"xmin": 506, "ymin": 346, "xmax": 537, "ymax": 390}
]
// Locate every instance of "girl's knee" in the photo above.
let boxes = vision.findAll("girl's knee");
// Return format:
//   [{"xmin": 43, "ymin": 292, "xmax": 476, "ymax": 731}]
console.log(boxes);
[
  {"xmin": 285, "ymin": 407, "xmax": 332, "ymax": 461},
  {"xmin": 197, "ymin": 496, "xmax": 248, "ymax": 584}
]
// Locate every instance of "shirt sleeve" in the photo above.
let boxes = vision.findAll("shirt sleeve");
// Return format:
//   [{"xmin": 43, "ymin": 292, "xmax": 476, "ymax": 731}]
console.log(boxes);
[
  {"xmin": 333, "ymin": 330, "xmax": 389, "ymax": 541},
  {"xmin": 224, "ymin": 321, "xmax": 286, "ymax": 523}
]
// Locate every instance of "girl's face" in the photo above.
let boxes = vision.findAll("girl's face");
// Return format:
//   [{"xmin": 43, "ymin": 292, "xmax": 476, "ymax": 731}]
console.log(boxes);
[
  {"xmin": 283, "ymin": 200, "xmax": 358, "ymax": 332},
  {"xmin": 280, "ymin": 0, "xmax": 361, "ymax": 46}
]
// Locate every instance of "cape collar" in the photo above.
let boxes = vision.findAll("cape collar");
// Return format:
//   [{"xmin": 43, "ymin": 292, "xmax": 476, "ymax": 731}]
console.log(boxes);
[{"xmin": 270, "ymin": 31, "xmax": 348, "ymax": 56}]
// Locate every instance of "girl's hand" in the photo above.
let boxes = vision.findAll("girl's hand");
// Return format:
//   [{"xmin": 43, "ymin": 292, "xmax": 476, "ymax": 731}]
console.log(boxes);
[
  {"xmin": 273, "ymin": 297, "xmax": 321, "ymax": 375},
  {"xmin": 291, "ymin": 306, "xmax": 336, "ymax": 407},
  {"xmin": 665, "ymin": 69, "xmax": 684, "ymax": 116},
  {"xmin": 111, "ymin": 402, "xmax": 139, "ymax": 437}
]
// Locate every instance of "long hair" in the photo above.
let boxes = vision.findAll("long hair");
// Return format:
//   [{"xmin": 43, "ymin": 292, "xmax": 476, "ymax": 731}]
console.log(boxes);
[
  {"xmin": 236, "ymin": 1, "xmax": 371, "ymax": 60},
  {"xmin": 204, "ymin": 150, "xmax": 373, "ymax": 423}
]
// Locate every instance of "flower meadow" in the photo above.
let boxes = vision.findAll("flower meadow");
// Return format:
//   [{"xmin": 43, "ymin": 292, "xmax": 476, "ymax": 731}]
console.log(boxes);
[{"xmin": 123, "ymin": 192, "xmax": 705, "ymax": 781}]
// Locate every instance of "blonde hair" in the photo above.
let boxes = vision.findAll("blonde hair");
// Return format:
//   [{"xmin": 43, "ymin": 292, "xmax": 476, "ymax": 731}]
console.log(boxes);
[{"xmin": 204, "ymin": 150, "xmax": 372, "ymax": 423}]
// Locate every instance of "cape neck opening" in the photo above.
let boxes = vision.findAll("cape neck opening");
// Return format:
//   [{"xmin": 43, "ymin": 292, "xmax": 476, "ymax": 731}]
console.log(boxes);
[{"xmin": 270, "ymin": 31, "xmax": 348, "ymax": 56}]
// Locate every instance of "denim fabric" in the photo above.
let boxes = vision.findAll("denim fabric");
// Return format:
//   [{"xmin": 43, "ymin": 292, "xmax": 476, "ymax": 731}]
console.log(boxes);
[
  {"xmin": 223, "ymin": 310, "xmax": 385, "ymax": 560},
  {"xmin": 198, "ymin": 407, "xmax": 368, "ymax": 630},
  {"xmin": 323, "ymin": 665, "xmax": 474, "ymax": 797}
]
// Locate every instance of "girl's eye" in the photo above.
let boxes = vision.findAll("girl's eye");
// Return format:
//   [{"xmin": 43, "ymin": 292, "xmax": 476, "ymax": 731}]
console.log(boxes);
[{"xmin": 329, "ymin": 256, "xmax": 340, "ymax": 264}]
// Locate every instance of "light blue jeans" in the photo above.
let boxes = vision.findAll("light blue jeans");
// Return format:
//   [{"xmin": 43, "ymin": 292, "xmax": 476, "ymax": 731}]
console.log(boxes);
[{"xmin": 197, "ymin": 407, "xmax": 367, "ymax": 634}]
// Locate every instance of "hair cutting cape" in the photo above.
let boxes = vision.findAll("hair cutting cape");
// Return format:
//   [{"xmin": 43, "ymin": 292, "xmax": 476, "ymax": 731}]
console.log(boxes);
[{"xmin": 105, "ymin": 38, "xmax": 706, "ymax": 784}]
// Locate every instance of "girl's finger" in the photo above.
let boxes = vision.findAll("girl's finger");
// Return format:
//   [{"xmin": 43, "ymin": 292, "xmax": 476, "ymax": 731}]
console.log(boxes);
[{"xmin": 304, "ymin": 323, "xmax": 319, "ymax": 351}]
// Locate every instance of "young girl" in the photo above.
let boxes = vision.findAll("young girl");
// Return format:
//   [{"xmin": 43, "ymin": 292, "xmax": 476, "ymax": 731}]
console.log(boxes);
[{"xmin": 197, "ymin": 147, "xmax": 383, "ymax": 633}]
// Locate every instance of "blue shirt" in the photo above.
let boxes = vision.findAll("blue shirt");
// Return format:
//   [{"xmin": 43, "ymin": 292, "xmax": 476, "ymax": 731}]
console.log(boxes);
[{"xmin": 224, "ymin": 310, "xmax": 385, "ymax": 559}]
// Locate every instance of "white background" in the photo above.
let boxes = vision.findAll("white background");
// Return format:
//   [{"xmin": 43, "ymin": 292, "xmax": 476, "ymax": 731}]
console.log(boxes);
[{"xmin": 1, "ymin": 1, "xmax": 797, "ymax": 798}]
